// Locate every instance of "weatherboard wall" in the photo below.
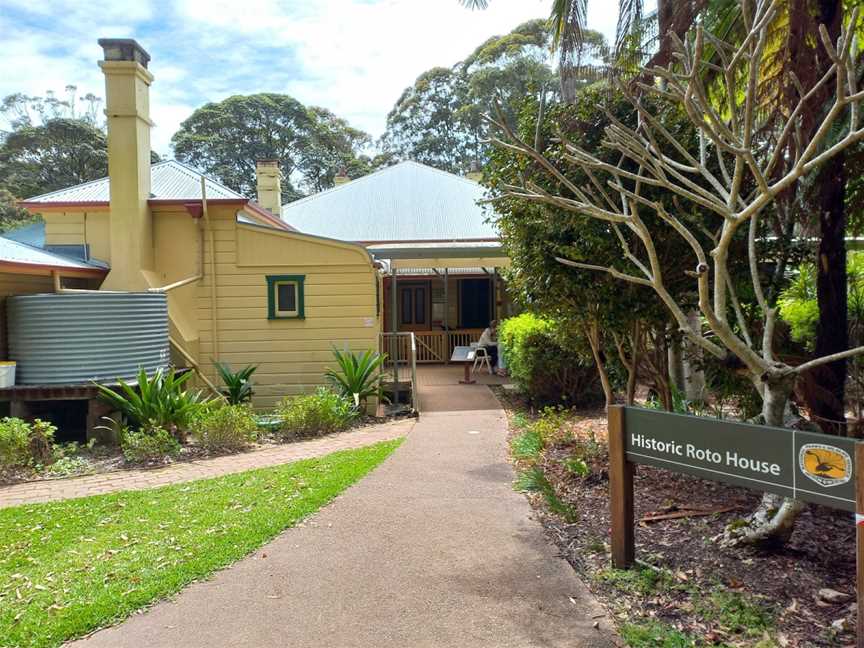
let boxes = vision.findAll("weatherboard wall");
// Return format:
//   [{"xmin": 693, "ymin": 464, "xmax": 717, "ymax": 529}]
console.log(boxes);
[{"xmin": 196, "ymin": 215, "xmax": 380, "ymax": 410}]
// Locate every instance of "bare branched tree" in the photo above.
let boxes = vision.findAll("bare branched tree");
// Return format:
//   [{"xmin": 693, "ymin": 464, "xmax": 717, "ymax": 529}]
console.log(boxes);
[{"xmin": 486, "ymin": 0, "xmax": 864, "ymax": 546}]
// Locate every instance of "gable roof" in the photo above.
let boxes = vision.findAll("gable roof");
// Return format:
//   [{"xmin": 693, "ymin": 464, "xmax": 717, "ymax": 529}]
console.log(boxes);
[
  {"xmin": 0, "ymin": 235, "xmax": 107, "ymax": 276},
  {"xmin": 279, "ymin": 161, "xmax": 497, "ymax": 243},
  {"xmin": 20, "ymin": 160, "xmax": 246, "ymax": 204}
]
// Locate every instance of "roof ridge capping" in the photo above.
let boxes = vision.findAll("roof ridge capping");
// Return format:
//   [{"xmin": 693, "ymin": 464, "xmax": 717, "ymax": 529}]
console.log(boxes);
[{"xmin": 280, "ymin": 160, "xmax": 484, "ymax": 211}]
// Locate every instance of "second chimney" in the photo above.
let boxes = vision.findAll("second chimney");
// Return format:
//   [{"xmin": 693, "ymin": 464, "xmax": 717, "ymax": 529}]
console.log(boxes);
[{"xmin": 256, "ymin": 160, "xmax": 282, "ymax": 218}]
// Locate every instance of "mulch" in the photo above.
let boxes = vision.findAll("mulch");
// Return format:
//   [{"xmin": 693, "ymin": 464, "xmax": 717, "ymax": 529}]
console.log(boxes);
[{"xmin": 494, "ymin": 388, "xmax": 856, "ymax": 647}]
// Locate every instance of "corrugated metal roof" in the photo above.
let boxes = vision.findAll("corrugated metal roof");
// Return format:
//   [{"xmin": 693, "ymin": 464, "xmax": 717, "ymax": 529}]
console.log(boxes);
[
  {"xmin": 23, "ymin": 160, "xmax": 245, "ymax": 203},
  {"xmin": 280, "ymin": 161, "xmax": 497, "ymax": 242},
  {"xmin": 3, "ymin": 222, "xmax": 45, "ymax": 247},
  {"xmin": 0, "ymin": 236, "xmax": 106, "ymax": 271}
]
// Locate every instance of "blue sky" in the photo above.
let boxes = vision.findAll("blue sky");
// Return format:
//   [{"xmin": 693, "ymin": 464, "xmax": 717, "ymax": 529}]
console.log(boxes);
[{"xmin": 0, "ymin": 0, "xmax": 626, "ymax": 155}]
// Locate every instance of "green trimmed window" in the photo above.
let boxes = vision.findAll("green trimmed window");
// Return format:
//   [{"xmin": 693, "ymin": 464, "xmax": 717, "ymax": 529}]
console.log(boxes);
[{"xmin": 267, "ymin": 275, "xmax": 305, "ymax": 319}]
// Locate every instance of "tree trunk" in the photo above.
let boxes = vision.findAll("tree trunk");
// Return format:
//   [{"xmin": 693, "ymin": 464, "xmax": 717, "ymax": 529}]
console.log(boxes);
[
  {"xmin": 721, "ymin": 376, "xmax": 806, "ymax": 547},
  {"xmin": 805, "ymin": 0, "xmax": 847, "ymax": 436},
  {"xmin": 585, "ymin": 321, "xmax": 614, "ymax": 408},
  {"xmin": 808, "ymin": 152, "xmax": 847, "ymax": 435}
]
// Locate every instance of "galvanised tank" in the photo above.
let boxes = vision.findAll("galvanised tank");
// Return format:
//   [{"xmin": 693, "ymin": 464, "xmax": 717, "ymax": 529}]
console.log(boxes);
[{"xmin": 7, "ymin": 292, "xmax": 170, "ymax": 385}]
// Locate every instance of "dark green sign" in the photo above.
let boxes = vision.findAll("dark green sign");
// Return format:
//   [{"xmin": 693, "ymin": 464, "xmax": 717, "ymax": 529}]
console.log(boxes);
[{"xmin": 624, "ymin": 407, "xmax": 858, "ymax": 512}]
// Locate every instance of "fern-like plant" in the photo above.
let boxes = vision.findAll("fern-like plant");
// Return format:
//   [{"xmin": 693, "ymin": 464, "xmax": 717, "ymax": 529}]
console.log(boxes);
[
  {"xmin": 324, "ymin": 348, "xmax": 387, "ymax": 410},
  {"xmin": 215, "ymin": 362, "xmax": 257, "ymax": 405}
]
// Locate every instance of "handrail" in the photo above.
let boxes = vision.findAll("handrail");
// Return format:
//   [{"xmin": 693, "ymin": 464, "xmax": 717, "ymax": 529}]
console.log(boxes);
[{"xmin": 379, "ymin": 331, "xmax": 419, "ymax": 414}]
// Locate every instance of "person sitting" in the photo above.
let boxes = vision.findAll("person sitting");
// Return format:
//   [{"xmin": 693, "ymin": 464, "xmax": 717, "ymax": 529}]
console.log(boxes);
[{"xmin": 477, "ymin": 320, "xmax": 499, "ymax": 368}]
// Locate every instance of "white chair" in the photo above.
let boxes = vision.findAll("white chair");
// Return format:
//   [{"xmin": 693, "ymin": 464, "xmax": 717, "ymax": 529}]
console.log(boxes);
[{"xmin": 472, "ymin": 346, "xmax": 493, "ymax": 375}]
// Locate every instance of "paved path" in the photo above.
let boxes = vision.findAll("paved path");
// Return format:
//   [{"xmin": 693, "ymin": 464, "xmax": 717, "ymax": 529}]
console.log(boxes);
[
  {"xmin": 0, "ymin": 421, "xmax": 413, "ymax": 509},
  {"xmin": 72, "ymin": 385, "xmax": 616, "ymax": 647}
]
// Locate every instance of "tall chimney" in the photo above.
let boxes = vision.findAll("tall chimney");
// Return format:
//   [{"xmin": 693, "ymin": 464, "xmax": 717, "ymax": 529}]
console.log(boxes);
[
  {"xmin": 98, "ymin": 38, "xmax": 154, "ymax": 291},
  {"xmin": 255, "ymin": 160, "xmax": 282, "ymax": 218}
]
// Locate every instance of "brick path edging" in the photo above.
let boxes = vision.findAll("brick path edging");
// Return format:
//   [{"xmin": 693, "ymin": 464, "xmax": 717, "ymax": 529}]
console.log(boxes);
[{"xmin": 0, "ymin": 420, "xmax": 414, "ymax": 509}]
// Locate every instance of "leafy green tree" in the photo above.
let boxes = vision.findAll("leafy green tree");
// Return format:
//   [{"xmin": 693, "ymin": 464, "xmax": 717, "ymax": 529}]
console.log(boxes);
[
  {"xmin": 301, "ymin": 107, "xmax": 372, "ymax": 193},
  {"xmin": 486, "ymin": 84, "xmax": 718, "ymax": 409},
  {"xmin": 0, "ymin": 189, "xmax": 38, "ymax": 233},
  {"xmin": 380, "ymin": 19, "xmax": 559, "ymax": 175},
  {"xmin": 171, "ymin": 94, "xmax": 372, "ymax": 202},
  {"xmin": 1, "ymin": 86, "xmax": 102, "ymax": 131},
  {"xmin": 0, "ymin": 119, "xmax": 109, "ymax": 199}
]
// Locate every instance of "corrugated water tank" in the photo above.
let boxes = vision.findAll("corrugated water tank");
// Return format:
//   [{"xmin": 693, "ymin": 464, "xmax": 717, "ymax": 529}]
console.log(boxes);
[{"xmin": 7, "ymin": 292, "xmax": 170, "ymax": 385}]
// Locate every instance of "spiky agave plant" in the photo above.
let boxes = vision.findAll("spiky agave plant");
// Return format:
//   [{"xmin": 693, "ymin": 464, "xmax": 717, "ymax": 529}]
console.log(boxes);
[
  {"xmin": 94, "ymin": 367, "xmax": 206, "ymax": 440},
  {"xmin": 215, "ymin": 362, "xmax": 258, "ymax": 405},
  {"xmin": 324, "ymin": 348, "xmax": 387, "ymax": 411}
]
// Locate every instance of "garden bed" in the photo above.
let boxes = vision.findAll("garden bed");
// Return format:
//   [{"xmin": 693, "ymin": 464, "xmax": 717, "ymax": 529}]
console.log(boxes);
[
  {"xmin": 494, "ymin": 387, "xmax": 857, "ymax": 647},
  {"xmin": 0, "ymin": 416, "xmax": 400, "ymax": 487}
]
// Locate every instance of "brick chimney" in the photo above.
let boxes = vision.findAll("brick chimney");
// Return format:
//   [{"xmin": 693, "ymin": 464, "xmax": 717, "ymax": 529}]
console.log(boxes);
[
  {"xmin": 98, "ymin": 38, "xmax": 154, "ymax": 291},
  {"xmin": 256, "ymin": 160, "xmax": 282, "ymax": 217}
]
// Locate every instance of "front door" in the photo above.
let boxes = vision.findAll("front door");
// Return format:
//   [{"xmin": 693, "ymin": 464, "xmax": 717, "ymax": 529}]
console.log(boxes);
[{"xmin": 399, "ymin": 281, "xmax": 430, "ymax": 331}]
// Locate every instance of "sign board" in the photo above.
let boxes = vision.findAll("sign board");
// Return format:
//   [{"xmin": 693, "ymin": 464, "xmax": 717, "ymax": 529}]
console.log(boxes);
[
  {"xmin": 624, "ymin": 407, "xmax": 857, "ymax": 511},
  {"xmin": 608, "ymin": 405, "xmax": 864, "ymax": 648}
]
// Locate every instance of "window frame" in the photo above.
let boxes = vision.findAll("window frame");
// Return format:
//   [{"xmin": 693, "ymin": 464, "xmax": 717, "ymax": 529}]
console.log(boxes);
[{"xmin": 266, "ymin": 274, "xmax": 306, "ymax": 320}]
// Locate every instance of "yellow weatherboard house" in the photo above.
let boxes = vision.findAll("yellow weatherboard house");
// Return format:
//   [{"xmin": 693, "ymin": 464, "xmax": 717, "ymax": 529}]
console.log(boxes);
[
  {"xmin": 3, "ymin": 38, "xmax": 509, "ymax": 419},
  {"xmin": 10, "ymin": 39, "xmax": 379, "ymax": 410}
]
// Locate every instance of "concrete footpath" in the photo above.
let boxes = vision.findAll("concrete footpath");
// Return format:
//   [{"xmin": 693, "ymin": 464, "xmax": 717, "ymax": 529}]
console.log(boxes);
[{"xmin": 73, "ymin": 391, "xmax": 616, "ymax": 647}]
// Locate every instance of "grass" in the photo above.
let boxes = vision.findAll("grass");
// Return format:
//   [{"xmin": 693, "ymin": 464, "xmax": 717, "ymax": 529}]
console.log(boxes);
[
  {"xmin": 509, "ymin": 428, "xmax": 543, "ymax": 461},
  {"xmin": 620, "ymin": 620, "xmax": 700, "ymax": 647},
  {"xmin": 0, "ymin": 438, "xmax": 402, "ymax": 648},
  {"xmin": 695, "ymin": 589, "xmax": 774, "ymax": 637},
  {"xmin": 514, "ymin": 466, "xmax": 579, "ymax": 522}
]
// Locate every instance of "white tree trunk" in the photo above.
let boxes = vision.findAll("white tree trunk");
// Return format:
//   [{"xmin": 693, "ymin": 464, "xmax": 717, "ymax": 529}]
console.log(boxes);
[{"xmin": 721, "ymin": 377, "xmax": 806, "ymax": 547}]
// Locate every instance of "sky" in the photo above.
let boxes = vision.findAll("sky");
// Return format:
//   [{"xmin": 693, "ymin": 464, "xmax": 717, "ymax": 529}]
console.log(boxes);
[{"xmin": 0, "ymin": 0, "xmax": 631, "ymax": 156}]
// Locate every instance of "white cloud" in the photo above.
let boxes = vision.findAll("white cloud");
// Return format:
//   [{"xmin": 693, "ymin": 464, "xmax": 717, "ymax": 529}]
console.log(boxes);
[{"xmin": 1, "ymin": 0, "xmax": 625, "ymax": 156}]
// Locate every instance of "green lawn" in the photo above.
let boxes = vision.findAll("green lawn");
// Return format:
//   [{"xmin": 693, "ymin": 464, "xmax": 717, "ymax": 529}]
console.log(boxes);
[{"xmin": 0, "ymin": 438, "xmax": 402, "ymax": 648}]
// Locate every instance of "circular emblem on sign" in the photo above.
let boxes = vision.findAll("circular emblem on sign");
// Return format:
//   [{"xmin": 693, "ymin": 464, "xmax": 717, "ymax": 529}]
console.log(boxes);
[{"xmin": 798, "ymin": 443, "xmax": 852, "ymax": 488}]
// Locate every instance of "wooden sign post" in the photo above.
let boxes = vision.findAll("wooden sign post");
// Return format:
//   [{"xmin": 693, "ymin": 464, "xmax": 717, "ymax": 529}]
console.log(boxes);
[{"xmin": 608, "ymin": 405, "xmax": 863, "ymax": 646}]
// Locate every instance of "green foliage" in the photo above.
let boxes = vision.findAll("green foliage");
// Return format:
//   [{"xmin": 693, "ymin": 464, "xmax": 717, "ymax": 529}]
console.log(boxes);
[
  {"xmin": 778, "ymin": 253, "xmax": 864, "ymax": 349},
  {"xmin": 499, "ymin": 313, "xmax": 602, "ymax": 406},
  {"xmin": 94, "ymin": 368, "xmax": 206, "ymax": 436},
  {"xmin": 598, "ymin": 566, "xmax": 677, "ymax": 596},
  {"xmin": 380, "ymin": 20, "xmax": 559, "ymax": 174},
  {"xmin": 119, "ymin": 425, "xmax": 181, "ymax": 463},
  {"xmin": 215, "ymin": 362, "xmax": 257, "ymax": 405},
  {"xmin": 0, "ymin": 188, "xmax": 39, "ymax": 233},
  {"xmin": 695, "ymin": 590, "xmax": 774, "ymax": 637},
  {"xmin": 509, "ymin": 429, "xmax": 543, "ymax": 462},
  {"xmin": 325, "ymin": 347, "xmax": 387, "ymax": 409},
  {"xmin": 0, "ymin": 439, "xmax": 401, "ymax": 648},
  {"xmin": 619, "ymin": 620, "xmax": 696, "ymax": 648},
  {"xmin": 171, "ymin": 94, "xmax": 372, "ymax": 201},
  {"xmin": 563, "ymin": 456, "xmax": 589, "ymax": 477},
  {"xmin": 276, "ymin": 387, "xmax": 358, "ymax": 439},
  {"xmin": 190, "ymin": 403, "xmax": 259, "ymax": 451},
  {"xmin": 0, "ymin": 417, "xmax": 56, "ymax": 469},
  {"xmin": 0, "ymin": 417, "xmax": 33, "ymax": 468},
  {"xmin": 0, "ymin": 118, "xmax": 108, "ymax": 199},
  {"xmin": 514, "ymin": 466, "xmax": 578, "ymax": 522}
]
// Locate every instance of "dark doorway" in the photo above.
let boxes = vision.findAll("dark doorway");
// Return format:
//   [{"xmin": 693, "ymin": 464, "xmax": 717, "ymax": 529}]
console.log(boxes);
[
  {"xmin": 398, "ymin": 281, "xmax": 431, "ymax": 331},
  {"xmin": 459, "ymin": 278, "xmax": 491, "ymax": 329}
]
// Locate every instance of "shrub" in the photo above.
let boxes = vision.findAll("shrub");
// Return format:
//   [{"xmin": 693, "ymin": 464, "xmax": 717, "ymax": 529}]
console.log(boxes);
[
  {"xmin": 120, "ymin": 425, "xmax": 181, "ymax": 463},
  {"xmin": 0, "ymin": 418, "xmax": 31, "ymax": 467},
  {"xmin": 95, "ymin": 368, "xmax": 207, "ymax": 440},
  {"xmin": 277, "ymin": 387, "xmax": 357, "ymax": 439},
  {"xmin": 215, "ymin": 362, "xmax": 257, "ymax": 405},
  {"xmin": 499, "ymin": 313, "xmax": 602, "ymax": 406},
  {"xmin": 190, "ymin": 403, "xmax": 259, "ymax": 451},
  {"xmin": 0, "ymin": 418, "xmax": 56, "ymax": 469},
  {"xmin": 325, "ymin": 348, "xmax": 386, "ymax": 410}
]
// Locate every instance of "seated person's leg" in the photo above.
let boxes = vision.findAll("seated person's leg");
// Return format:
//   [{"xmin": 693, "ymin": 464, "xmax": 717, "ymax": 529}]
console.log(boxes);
[{"xmin": 488, "ymin": 346, "xmax": 499, "ymax": 367}]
